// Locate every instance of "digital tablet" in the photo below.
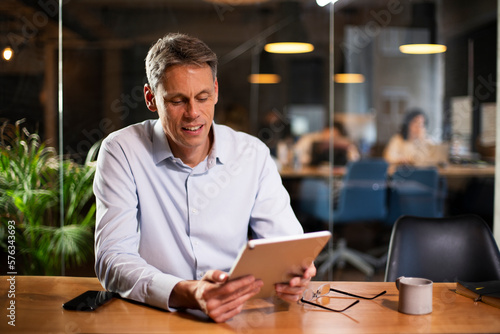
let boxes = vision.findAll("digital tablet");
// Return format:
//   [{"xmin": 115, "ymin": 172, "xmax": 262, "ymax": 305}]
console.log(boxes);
[{"xmin": 228, "ymin": 230, "xmax": 331, "ymax": 299}]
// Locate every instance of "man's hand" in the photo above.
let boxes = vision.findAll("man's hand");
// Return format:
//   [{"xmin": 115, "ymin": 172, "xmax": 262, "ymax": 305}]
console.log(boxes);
[
  {"xmin": 274, "ymin": 263, "xmax": 316, "ymax": 302},
  {"xmin": 170, "ymin": 270, "xmax": 263, "ymax": 323}
]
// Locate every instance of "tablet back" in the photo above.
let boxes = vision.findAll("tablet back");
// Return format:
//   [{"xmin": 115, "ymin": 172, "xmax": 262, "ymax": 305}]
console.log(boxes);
[{"xmin": 228, "ymin": 231, "xmax": 331, "ymax": 299}]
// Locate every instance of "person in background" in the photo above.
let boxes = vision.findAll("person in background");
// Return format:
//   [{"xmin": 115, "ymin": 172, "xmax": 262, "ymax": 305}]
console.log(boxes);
[
  {"xmin": 383, "ymin": 109, "xmax": 434, "ymax": 166},
  {"xmin": 294, "ymin": 121, "xmax": 360, "ymax": 167},
  {"xmin": 93, "ymin": 32, "xmax": 314, "ymax": 323}
]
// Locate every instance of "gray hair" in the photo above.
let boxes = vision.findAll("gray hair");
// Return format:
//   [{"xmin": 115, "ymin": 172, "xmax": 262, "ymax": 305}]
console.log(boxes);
[{"xmin": 145, "ymin": 33, "xmax": 218, "ymax": 92}]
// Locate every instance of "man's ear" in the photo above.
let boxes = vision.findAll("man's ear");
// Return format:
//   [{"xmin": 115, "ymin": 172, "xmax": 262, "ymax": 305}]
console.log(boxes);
[
  {"xmin": 144, "ymin": 84, "xmax": 157, "ymax": 112},
  {"xmin": 214, "ymin": 78, "xmax": 219, "ymax": 105}
]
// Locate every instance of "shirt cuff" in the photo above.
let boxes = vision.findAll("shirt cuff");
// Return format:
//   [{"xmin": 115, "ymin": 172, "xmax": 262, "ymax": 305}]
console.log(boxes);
[{"xmin": 145, "ymin": 273, "xmax": 184, "ymax": 312}]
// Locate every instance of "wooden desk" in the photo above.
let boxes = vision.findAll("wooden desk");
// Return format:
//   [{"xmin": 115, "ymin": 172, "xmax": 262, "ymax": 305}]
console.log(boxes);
[
  {"xmin": 280, "ymin": 164, "xmax": 495, "ymax": 179},
  {"xmin": 2, "ymin": 276, "xmax": 500, "ymax": 333},
  {"xmin": 280, "ymin": 165, "xmax": 345, "ymax": 179},
  {"xmin": 437, "ymin": 164, "xmax": 496, "ymax": 178}
]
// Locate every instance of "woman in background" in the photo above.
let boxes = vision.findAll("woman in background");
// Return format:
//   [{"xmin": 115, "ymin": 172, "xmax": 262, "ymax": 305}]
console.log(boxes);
[
  {"xmin": 295, "ymin": 121, "xmax": 360, "ymax": 167},
  {"xmin": 383, "ymin": 109, "xmax": 434, "ymax": 165}
]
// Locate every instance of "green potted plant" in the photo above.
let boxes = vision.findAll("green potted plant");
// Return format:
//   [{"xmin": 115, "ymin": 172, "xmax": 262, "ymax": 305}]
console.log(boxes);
[{"xmin": 0, "ymin": 119, "xmax": 96, "ymax": 275}]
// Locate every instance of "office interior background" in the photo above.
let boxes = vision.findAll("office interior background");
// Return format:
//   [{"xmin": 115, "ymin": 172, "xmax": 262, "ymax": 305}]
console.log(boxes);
[{"xmin": 0, "ymin": 0, "xmax": 498, "ymax": 276}]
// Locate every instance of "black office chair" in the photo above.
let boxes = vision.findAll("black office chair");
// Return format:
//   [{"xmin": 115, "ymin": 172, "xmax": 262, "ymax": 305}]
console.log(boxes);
[{"xmin": 385, "ymin": 214, "xmax": 500, "ymax": 282}]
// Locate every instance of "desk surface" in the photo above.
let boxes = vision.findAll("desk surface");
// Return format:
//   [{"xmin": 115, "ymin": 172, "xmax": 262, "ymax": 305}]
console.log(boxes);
[
  {"xmin": 2, "ymin": 276, "xmax": 500, "ymax": 333},
  {"xmin": 438, "ymin": 164, "xmax": 496, "ymax": 178},
  {"xmin": 280, "ymin": 164, "xmax": 496, "ymax": 179}
]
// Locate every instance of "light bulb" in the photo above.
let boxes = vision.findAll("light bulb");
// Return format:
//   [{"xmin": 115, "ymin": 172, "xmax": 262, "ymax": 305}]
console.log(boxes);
[
  {"xmin": 399, "ymin": 44, "xmax": 447, "ymax": 54},
  {"xmin": 316, "ymin": 0, "xmax": 339, "ymax": 7},
  {"xmin": 248, "ymin": 74, "xmax": 281, "ymax": 84},
  {"xmin": 264, "ymin": 42, "xmax": 314, "ymax": 54},
  {"xmin": 3, "ymin": 47, "xmax": 13, "ymax": 61}
]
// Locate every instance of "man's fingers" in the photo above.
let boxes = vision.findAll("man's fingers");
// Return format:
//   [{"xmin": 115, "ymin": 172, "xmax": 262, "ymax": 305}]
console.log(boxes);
[
  {"xmin": 205, "ymin": 276, "xmax": 263, "ymax": 305},
  {"xmin": 209, "ymin": 303, "xmax": 244, "ymax": 323},
  {"xmin": 203, "ymin": 274, "xmax": 260, "ymax": 300},
  {"xmin": 276, "ymin": 282, "xmax": 306, "ymax": 292},
  {"xmin": 276, "ymin": 291, "xmax": 301, "ymax": 302},
  {"xmin": 275, "ymin": 282, "xmax": 308, "ymax": 303},
  {"xmin": 196, "ymin": 273, "xmax": 263, "ymax": 322},
  {"xmin": 207, "ymin": 270, "xmax": 228, "ymax": 283},
  {"xmin": 206, "ymin": 285, "xmax": 262, "ymax": 323},
  {"xmin": 304, "ymin": 263, "xmax": 317, "ymax": 278},
  {"xmin": 288, "ymin": 276, "xmax": 308, "ymax": 287}
]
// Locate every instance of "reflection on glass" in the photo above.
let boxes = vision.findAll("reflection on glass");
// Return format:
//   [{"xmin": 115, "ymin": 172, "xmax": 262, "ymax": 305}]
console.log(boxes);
[{"xmin": 0, "ymin": 0, "xmax": 497, "ymax": 275}]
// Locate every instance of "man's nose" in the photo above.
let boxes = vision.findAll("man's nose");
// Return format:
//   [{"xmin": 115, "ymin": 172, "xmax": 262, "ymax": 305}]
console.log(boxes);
[{"xmin": 185, "ymin": 100, "xmax": 199, "ymax": 119}]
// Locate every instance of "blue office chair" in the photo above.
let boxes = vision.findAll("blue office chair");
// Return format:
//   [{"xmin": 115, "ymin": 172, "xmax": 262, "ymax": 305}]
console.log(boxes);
[
  {"xmin": 386, "ymin": 166, "xmax": 447, "ymax": 226},
  {"xmin": 300, "ymin": 159, "xmax": 389, "ymax": 278}
]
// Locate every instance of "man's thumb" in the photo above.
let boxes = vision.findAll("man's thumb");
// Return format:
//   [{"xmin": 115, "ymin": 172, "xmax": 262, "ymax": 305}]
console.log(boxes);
[{"xmin": 212, "ymin": 270, "xmax": 228, "ymax": 283}]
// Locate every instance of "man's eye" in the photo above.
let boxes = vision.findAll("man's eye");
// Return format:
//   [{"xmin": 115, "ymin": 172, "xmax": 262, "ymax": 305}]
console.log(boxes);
[
  {"xmin": 197, "ymin": 96, "xmax": 208, "ymax": 102},
  {"xmin": 171, "ymin": 100, "xmax": 183, "ymax": 105}
]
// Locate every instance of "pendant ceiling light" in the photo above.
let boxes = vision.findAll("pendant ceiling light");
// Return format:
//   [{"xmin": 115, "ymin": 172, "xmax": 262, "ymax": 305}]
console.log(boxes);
[
  {"xmin": 334, "ymin": 56, "xmax": 365, "ymax": 84},
  {"xmin": 248, "ymin": 50, "xmax": 281, "ymax": 84},
  {"xmin": 399, "ymin": 1, "xmax": 446, "ymax": 54},
  {"xmin": 264, "ymin": 1, "xmax": 314, "ymax": 54},
  {"xmin": 334, "ymin": 9, "xmax": 365, "ymax": 84},
  {"xmin": 334, "ymin": 73, "xmax": 365, "ymax": 84}
]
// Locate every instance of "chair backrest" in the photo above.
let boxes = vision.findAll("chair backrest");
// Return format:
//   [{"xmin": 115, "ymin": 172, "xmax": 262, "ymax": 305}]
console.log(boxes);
[
  {"xmin": 386, "ymin": 167, "xmax": 446, "ymax": 225},
  {"xmin": 392, "ymin": 166, "xmax": 439, "ymax": 189},
  {"xmin": 299, "ymin": 177, "xmax": 331, "ymax": 222},
  {"xmin": 385, "ymin": 214, "xmax": 500, "ymax": 282},
  {"xmin": 299, "ymin": 159, "xmax": 389, "ymax": 224},
  {"xmin": 334, "ymin": 159, "xmax": 389, "ymax": 223}
]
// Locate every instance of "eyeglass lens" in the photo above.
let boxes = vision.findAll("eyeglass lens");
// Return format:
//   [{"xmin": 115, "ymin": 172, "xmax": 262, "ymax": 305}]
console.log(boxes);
[{"xmin": 301, "ymin": 284, "xmax": 359, "ymax": 313}]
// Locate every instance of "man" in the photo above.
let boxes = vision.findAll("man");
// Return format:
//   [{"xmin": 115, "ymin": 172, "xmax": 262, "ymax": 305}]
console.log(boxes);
[{"xmin": 94, "ymin": 33, "xmax": 315, "ymax": 323}]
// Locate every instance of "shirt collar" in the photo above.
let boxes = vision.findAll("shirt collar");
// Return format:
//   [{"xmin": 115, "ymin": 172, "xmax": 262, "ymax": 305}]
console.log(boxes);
[
  {"xmin": 210, "ymin": 123, "xmax": 225, "ymax": 165},
  {"xmin": 152, "ymin": 119, "xmax": 224, "ymax": 167},
  {"xmin": 152, "ymin": 120, "xmax": 173, "ymax": 165}
]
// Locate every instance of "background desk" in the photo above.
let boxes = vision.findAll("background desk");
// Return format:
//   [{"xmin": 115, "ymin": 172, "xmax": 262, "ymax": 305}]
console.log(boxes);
[
  {"xmin": 279, "ymin": 164, "xmax": 495, "ymax": 179},
  {"xmin": 280, "ymin": 164, "xmax": 495, "ymax": 225},
  {"xmin": 438, "ymin": 164, "xmax": 495, "ymax": 178},
  {"xmin": 2, "ymin": 276, "xmax": 500, "ymax": 333},
  {"xmin": 280, "ymin": 165, "xmax": 346, "ymax": 179}
]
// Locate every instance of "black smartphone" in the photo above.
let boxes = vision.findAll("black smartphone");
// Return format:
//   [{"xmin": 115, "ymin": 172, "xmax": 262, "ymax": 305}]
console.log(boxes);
[{"xmin": 63, "ymin": 290, "xmax": 117, "ymax": 311}]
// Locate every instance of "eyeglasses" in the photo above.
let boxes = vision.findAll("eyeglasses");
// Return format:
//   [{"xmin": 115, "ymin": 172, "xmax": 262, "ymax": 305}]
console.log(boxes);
[
  {"xmin": 300, "ymin": 284, "xmax": 386, "ymax": 312},
  {"xmin": 330, "ymin": 286, "xmax": 387, "ymax": 300},
  {"xmin": 301, "ymin": 284, "xmax": 358, "ymax": 312}
]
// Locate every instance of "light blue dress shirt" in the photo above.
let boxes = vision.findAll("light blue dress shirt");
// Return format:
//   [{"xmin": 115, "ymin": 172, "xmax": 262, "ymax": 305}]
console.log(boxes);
[{"xmin": 94, "ymin": 119, "xmax": 303, "ymax": 311}]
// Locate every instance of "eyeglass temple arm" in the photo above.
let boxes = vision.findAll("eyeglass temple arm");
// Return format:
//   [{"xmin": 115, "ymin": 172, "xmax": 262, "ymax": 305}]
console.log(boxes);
[
  {"xmin": 300, "ymin": 298, "xmax": 359, "ymax": 312},
  {"xmin": 329, "ymin": 288, "xmax": 387, "ymax": 300}
]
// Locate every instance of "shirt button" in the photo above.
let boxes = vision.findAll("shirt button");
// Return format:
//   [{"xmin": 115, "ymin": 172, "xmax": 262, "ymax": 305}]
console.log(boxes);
[{"xmin": 191, "ymin": 208, "xmax": 198, "ymax": 214}]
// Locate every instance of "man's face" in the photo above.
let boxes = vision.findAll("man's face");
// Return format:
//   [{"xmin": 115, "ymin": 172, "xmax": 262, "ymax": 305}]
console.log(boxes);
[{"xmin": 145, "ymin": 64, "xmax": 218, "ymax": 161}]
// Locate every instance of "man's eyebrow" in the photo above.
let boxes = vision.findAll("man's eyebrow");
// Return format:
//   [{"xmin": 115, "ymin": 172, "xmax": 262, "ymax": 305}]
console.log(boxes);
[
  {"xmin": 196, "ymin": 88, "xmax": 213, "ymax": 95},
  {"xmin": 165, "ymin": 89, "xmax": 212, "ymax": 99},
  {"xmin": 166, "ymin": 92, "xmax": 184, "ymax": 99}
]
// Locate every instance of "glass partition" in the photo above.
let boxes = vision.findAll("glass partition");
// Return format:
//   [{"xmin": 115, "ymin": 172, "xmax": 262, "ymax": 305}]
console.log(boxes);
[{"xmin": 0, "ymin": 0, "xmax": 497, "ymax": 276}]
